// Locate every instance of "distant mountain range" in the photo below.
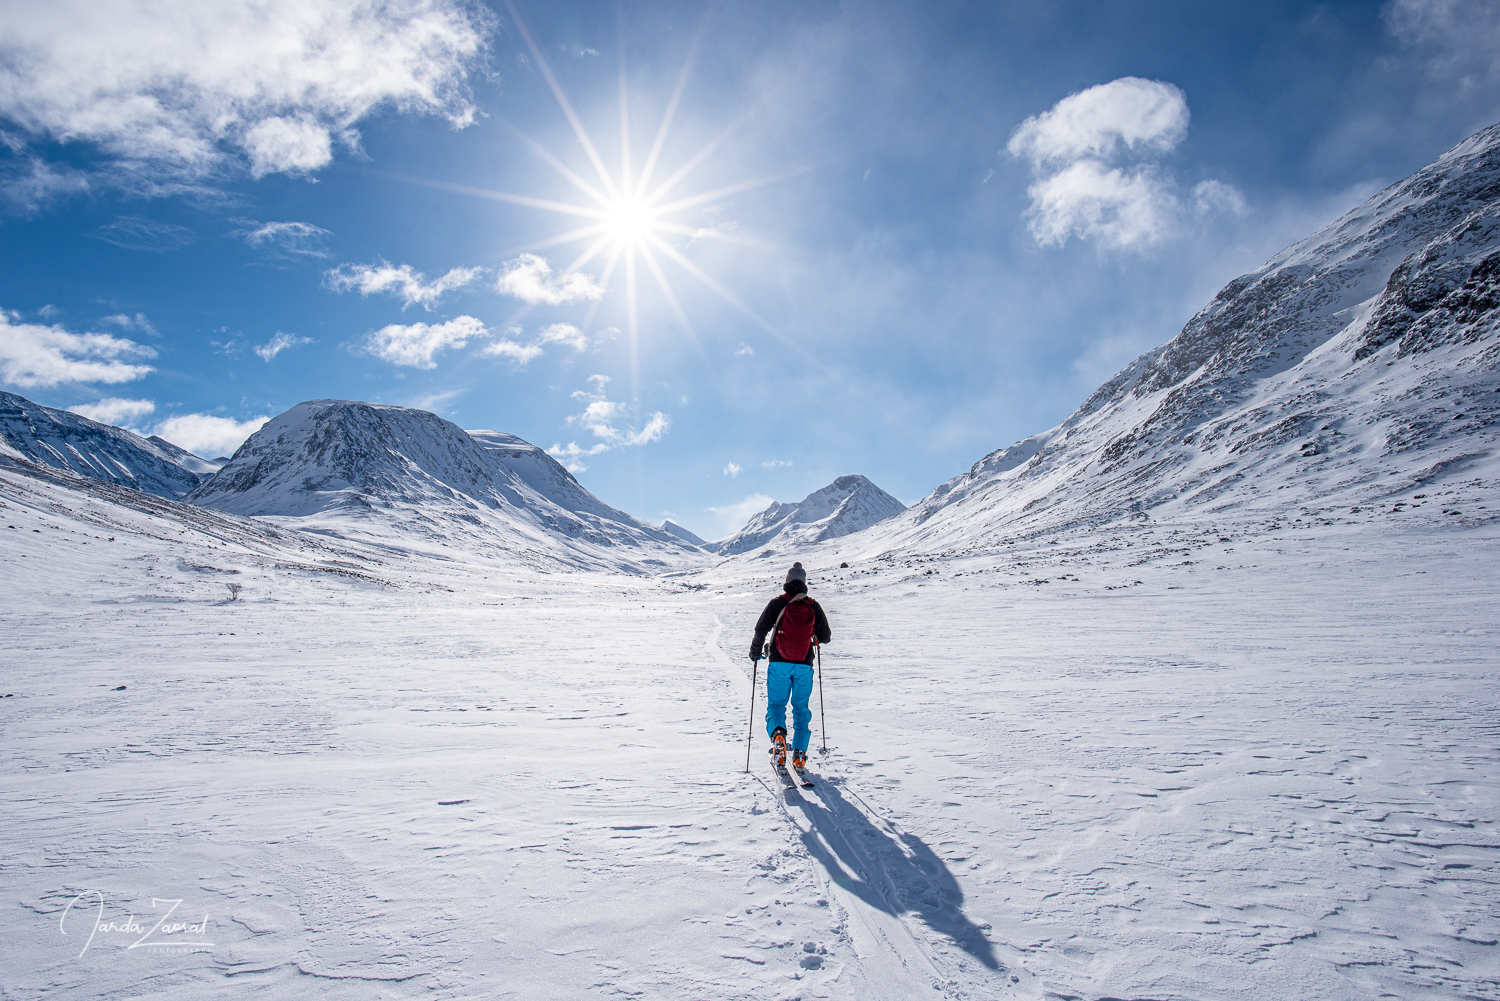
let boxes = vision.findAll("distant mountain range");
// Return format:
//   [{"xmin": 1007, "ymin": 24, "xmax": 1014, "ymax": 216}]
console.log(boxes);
[
  {"xmin": 707, "ymin": 475, "xmax": 906, "ymax": 555},
  {"xmin": 0, "ymin": 391, "xmax": 216, "ymax": 499},
  {"xmin": 184, "ymin": 399, "xmax": 696, "ymax": 572},
  {"xmin": 842, "ymin": 122, "xmax": 1500, "ymax": 556}
]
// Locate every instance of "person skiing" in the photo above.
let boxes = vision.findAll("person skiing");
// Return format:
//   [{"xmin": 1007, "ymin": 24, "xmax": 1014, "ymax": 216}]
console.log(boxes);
[{"xmin": 750, "ymin": 561, "xmax": 831, "ymax": 771}]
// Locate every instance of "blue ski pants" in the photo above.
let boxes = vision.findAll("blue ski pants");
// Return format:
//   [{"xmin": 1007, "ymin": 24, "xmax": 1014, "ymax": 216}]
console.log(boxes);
[{"xmin": 764, "ymin": 660, "xmax": 815, "ymax": 752}]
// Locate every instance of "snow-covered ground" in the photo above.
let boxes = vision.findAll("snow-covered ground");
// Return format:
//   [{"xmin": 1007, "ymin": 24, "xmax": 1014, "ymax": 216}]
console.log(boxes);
[{"xmin": 3, "ymin": 456, "xmax": 1496, "ymax": 1000}]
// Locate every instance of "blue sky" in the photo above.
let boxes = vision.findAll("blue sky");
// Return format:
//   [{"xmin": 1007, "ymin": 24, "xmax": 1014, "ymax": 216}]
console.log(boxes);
[{"xmin": 3, "ymin": 0, "xmax": 1498, "ymax": 540}]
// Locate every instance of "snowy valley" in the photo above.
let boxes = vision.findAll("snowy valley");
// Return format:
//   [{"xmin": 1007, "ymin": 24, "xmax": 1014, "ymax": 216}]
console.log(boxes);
[{"xmin": 3, "ymin": 125, "xmax": 1500, "ymax": 1001}]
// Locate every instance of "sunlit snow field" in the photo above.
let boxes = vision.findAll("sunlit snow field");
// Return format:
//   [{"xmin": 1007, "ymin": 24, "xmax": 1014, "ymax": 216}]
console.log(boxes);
[{"xmin": 2, "ymin": 476, "xmax": 1497, "ymax": 1000}]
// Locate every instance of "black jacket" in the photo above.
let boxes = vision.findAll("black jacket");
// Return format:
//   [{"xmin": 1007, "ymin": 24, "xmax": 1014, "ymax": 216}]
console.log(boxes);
[{"xmin": 750, "ymin": 592, "xmax": 831, "ymax": 664}]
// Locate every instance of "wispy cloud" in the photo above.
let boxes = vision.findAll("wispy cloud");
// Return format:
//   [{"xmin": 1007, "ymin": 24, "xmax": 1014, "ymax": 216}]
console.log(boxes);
[
  {"xmin": 495, "ymin": 254, "xmax": 604, "ymax": 305},
  {"xmin": 1386, "ymin": 0, "xmax": 1500, "ymax": 89},
  {"xmin": 240, "ymin": 220, "xmax": 332, "ymax": 257},
  {"xmin": 0, "ymin": 0, "xmax": 490, "ymax": 206},
  {"xmin": 761, "ymin": 459, "xmax": 792, "ymax": 469},
  {"xmin": 364, "ymin": 315, "xmax": 487, "ymax": 369},
  {"xmin": 0, "ymin": 309, "xmax": 155, "ymax": 387},
  {"xmin": 326, "ymin": 261, "xmax": 484, "ymax": 309},
  {"xmin": 724, "ymin": 462, "xmax": 742, "ymax": 477},
  {"xmin": 254, "ymin": 331, "xmax": 313, "ymax": 362},
  {"xmin": 480, "ymin": 322, "xmax": 591, "ymax": 368},
  {"xmin": 548, "ymin": 375, "xmax": 670, "ymax": 472},
  {"xmin": 1008, "ymin": 77, "xmax": 1242, "ymax": 252},
  {"xmin": 101, "ymin": 312, "xmax": 158, "ymax": 336},
  {"xmin": 67, "ymin": 396, "xmax": 156, "ymax": 426},
  {"xmin": 405, "ymin": 387, "xmax": 466, "ymax": 413},
  {"xmin": 93, "ymin": 216, "xmax": 195, "ymax": 251},
  {"xmin": 735, "ymin": 342, "xmax": 755, "ymax": 357}
]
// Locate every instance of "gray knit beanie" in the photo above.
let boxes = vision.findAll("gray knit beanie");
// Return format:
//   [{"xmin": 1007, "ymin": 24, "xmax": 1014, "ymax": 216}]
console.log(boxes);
[{"xmin": 784, "ymin": 562, "xmax": 807, "ymax": 586}]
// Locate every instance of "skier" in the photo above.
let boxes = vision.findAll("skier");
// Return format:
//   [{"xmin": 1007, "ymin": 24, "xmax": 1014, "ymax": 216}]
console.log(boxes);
[{"xmin": 750, "ymin": 561, "xmax": 831, "ymax": 772}]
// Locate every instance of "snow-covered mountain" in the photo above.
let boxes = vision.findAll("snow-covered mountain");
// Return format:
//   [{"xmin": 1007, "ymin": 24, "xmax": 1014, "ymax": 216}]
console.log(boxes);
[
  {"xmin": 185, "ymin": 400, "xmax": 700, "ymax": 572},
  {"xmin": 661, "ymin": 519, "xmax": 707, "ymax": 547},
  {"xmin": 710, "ymin": 475, "xmax": 906, "ymax": 556},
  {"xmin": 847, "ymin": 122, "xmax": 1500, "ymax": 556},
  {"xmin": 0, "ymin": 391, "xmax": 213, "ymax": 498}
]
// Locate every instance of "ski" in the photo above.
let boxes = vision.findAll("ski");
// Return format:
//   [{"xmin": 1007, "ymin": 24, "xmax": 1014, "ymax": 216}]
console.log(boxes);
[
  {"xmin": 772, "ymin": 760, "xmax": 797, "ymax": 790},
  {"xmin": 789, "ymin": 761, "xmax": 814, "ymax": 788}
]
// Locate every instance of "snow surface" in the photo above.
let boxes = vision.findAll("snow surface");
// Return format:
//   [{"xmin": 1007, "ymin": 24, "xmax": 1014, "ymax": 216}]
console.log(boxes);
[
  {"xmin": 0, "ymin": 391, "xmax": 212, "ymax": 499},
  {"xmin": 710, "ymin": 475, "xmax": 906, "ymax": 555},
  {"xmin": 1, "ymin": 453, "xmax": 1496, "ymax": 1000}
]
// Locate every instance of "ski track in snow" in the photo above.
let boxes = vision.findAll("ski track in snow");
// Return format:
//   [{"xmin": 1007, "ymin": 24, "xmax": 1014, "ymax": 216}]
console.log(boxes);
[{"xmin": 2, "ymin": 466, "xmax": 1499, "ymax": 1000}]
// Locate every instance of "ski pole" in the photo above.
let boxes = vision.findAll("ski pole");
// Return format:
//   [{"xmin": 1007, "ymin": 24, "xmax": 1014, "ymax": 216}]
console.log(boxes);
[
  {"xmin": 745, "ymin": 657, "xmax": 758, "ymax": 773},
  {"xmin": 816, "ymin": 641, "xmax": 827, "ymax": 754}
]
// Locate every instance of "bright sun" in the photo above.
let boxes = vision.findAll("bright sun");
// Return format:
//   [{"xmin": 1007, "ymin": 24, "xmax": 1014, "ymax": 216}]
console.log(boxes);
[
  {"xmin": 426, "ymin": 0, "xmax": 793, "ymax": 388},
  {"xmin": 603, "ymin": 197, "xmax": 656, "ymax": 247}
]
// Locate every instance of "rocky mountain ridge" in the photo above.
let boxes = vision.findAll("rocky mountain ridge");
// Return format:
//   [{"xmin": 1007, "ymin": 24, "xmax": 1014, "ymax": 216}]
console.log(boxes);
[{"xmin": 0, "ymin": 391, "xmax": 213, "ymax": 499}]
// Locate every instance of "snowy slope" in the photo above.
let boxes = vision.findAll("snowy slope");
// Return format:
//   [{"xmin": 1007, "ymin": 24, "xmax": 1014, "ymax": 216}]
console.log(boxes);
[
  {"xmin": 186, "ymin": 400, "xmax": 701, "ymax": 572},
  {"xmin": 0, "ymin": 390, "xmax": 212, "ymax": 498},
  {"xmin": 3, "ymin": 447, "xmax": 1497, "ymax": 1001},
  {"xmin": 661, "ymin": 519, "xmax": 707, "ymax": 547},
  {"xmin": 710, "ymin": 475, "xmax": 905, "ymax": 555},
  {"xmin": 855, "ymin": 123, "xmax": 1500, "ymax": 556}
]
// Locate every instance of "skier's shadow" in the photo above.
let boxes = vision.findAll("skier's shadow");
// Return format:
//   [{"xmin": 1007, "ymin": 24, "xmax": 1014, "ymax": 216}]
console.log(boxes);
[{"xmin": 785, "ymin": 773, "xmax": 999, "ymax": 970}]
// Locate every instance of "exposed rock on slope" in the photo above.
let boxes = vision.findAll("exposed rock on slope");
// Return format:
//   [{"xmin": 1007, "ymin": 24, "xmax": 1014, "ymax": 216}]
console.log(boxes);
[
  {"xmin": 711, "ymin": 475, "xmax": 905, "ymax": 555},
  {"xmin": 859, "ymin": 122, "xmax": 1500, "ymax": 554},
  {"xmin": 0, "ymin": 391, "xmax": 212, "ymax": 498},
  {"xmin": 187, "ymin": 400, "xmax": 699, "ymax": 572}
]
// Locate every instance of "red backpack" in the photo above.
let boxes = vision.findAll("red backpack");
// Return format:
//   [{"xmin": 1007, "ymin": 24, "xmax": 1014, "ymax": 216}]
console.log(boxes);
[{"xmin": 772, "ymin": 594, "xmax": 818, "ymax": 662}]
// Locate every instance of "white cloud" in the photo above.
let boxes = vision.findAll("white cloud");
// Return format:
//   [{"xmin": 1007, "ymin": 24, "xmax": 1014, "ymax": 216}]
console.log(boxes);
[
  {"xmin": 735, "ymin": 342, "xmax": 755, "ymax": 356},
  {"xmin": 724, "ymin": 462, "xmax": 742, "ymax": 477},
  {"xmin": 94, "ymin": 215, "xmax": 195, "ymax": 251},
  {"xmin": 0, "ymin": 310, "xmax": 156, "ymax": 387},
  {"xmin": 243, "ymin": 115, "xmax": 333, "ymax": 177},
  {"xmin": 761, "ymin": 459, "xmax": 792, "ymax": 469},
  {"xmin": 0, "ymin": 0, "xmax": 490, "ymax": 202},
  {"xmin": 549, "ymin": 374, "xmax": 671, "ymax": 469},
  {"xmin": 1385, "ymin": 0, "xmax": 1500, "ymax": 87},
  {"xmin": 241, "ymin": 220, "xmax": 331, "ymax": 257},
  {"xmin": 481, "ymin": 339, "xmax": 544, "ymax": 365},
  {"xmin": 326, "ymin": 261, "xmax": 484, "ymax": 309},
  {"xmin": 1007, "ymin": 77, "xmax": 1241, "ymax": 252},
  {"xmin": 153, "ymin": 413, "xmax": 268, "ymax": 458},
  {"xmin": 254, "ymin": 331, "xmax": 313, "ymax": 361},
  {"xmin": 1023, "ymin": 160, "xmax": 1179, "ymax": 251},
  {"xmin": 480, "ymin": 322, "xmax": 589, "ymax": 368},
  {"xmin": 364, "ymin": 315, "xmax": 486, "ymax": 369},
  {"xmin": 1008, "ymin": 77, "xmax": 1189, "ymax": 166},
  {"xmin": 67, "ymin": 396, "xmax": 156, "ymax": 426},
  {"xmin": 706, "ymin": 493, "xmax": 776, "ymax": 538},
  {"xmin": 495, "ymin": 254, "xmax": 604, "ymax": 305},
  {"xmin": 535, "ymin": 322, "xmax": 590, "ymax": 352}
]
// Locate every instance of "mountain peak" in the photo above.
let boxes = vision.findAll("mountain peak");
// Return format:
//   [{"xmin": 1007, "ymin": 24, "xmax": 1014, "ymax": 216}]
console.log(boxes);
[
  {"xmin": 186, "ymin": 399, "xmax": 698, "ymax": 571},
  {"xmin": 710, "ymin": 475, "xmax": 905, "ymax": 555}
]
